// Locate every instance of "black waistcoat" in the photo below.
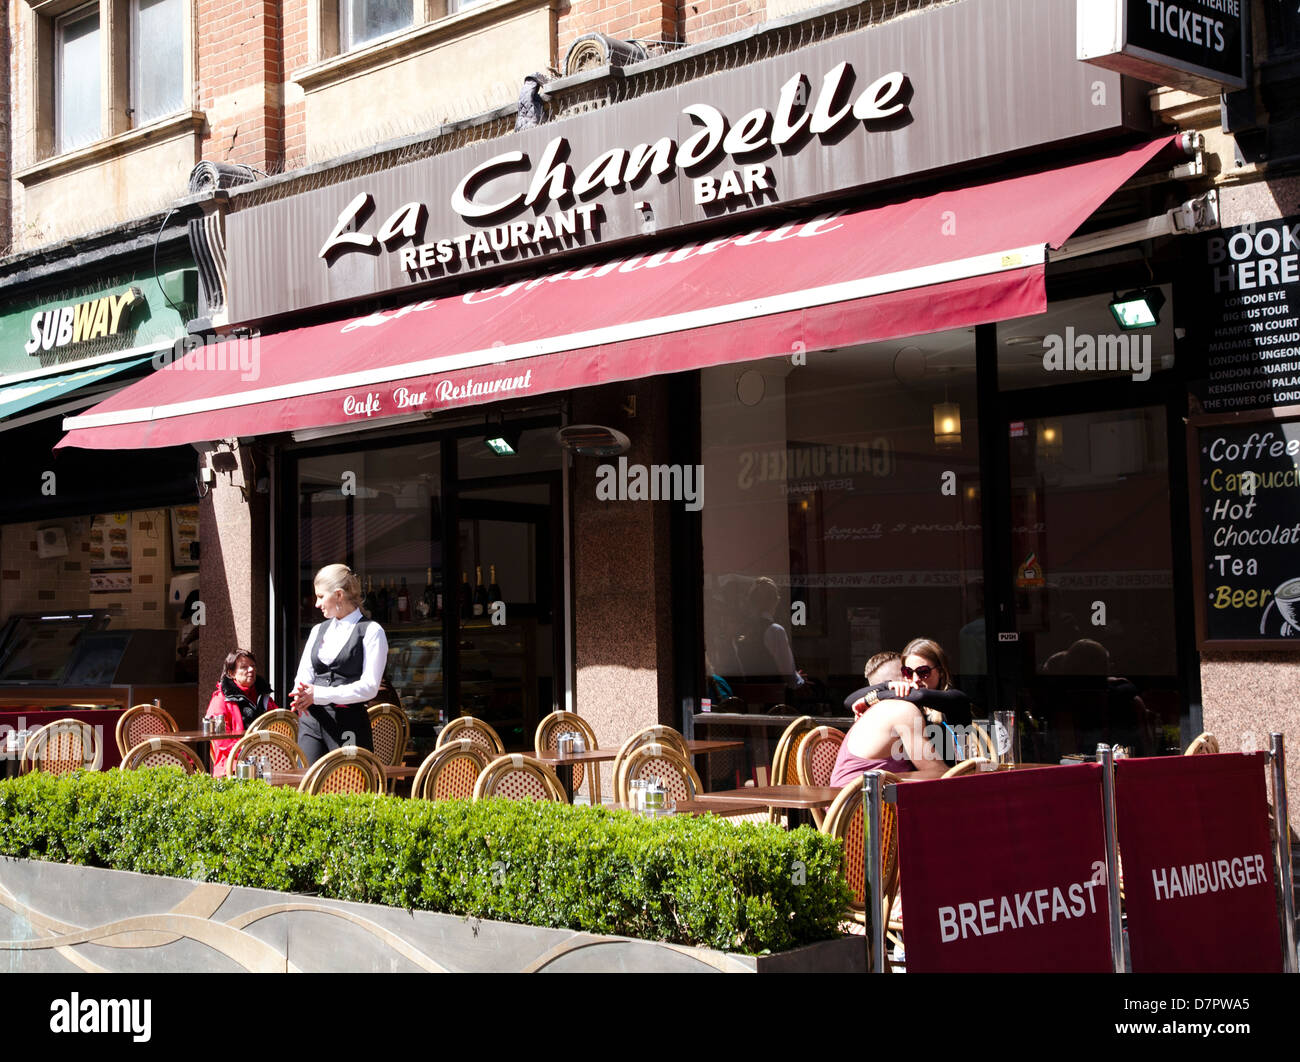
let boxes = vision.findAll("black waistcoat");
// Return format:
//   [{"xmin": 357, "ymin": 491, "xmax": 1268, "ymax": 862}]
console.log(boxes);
[{"xmin": 309, "ymin": 619, "xmax": 372, "ymax": 701}]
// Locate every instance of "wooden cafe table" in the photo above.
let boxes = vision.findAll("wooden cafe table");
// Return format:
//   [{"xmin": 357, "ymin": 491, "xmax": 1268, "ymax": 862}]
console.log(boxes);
[
  {"xmin": 536, "ymin": 738, "xmax": 744, "ymax": 803},
  {"xmin": 262, "ymin": 763, "xmax": 419, "ymax": 789},
  {"xmin": 690, "ymin": 784, "xmax": 842, "ymax": 829},
  {"xmin": 169, "ymin": 729, "xmax": 238, "ymax": 772}
]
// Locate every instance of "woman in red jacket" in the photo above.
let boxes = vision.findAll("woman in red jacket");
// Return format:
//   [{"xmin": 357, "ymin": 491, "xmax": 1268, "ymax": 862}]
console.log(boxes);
[{"xmin": 204, "ymin": 648, "xmax": 280, "ymax": 777}]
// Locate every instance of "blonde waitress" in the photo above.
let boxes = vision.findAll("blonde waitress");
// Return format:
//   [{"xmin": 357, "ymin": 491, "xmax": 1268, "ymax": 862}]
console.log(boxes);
[{"xmin": 289, "ymin": 564, "xmax": 387, "ymax": 763}]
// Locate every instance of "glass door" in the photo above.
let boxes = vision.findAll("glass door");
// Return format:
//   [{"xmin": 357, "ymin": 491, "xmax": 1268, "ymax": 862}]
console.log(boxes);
[
  {"xmin": 454, "ymin": 480, "xmax": 561, "ymax": 750},
  {"xmin": 996, "ymin": 404, "xmax": 1185, "ymax": 760}
]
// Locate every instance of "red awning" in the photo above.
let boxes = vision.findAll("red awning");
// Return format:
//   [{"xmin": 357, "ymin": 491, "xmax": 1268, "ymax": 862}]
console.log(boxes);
[{"xmin": 59, "ymin": 137, "xmax": 1173, "ymax": 450}]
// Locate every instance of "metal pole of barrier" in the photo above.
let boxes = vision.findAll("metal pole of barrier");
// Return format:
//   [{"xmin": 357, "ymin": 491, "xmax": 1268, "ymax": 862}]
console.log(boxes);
[
  {"xmin": 864, "ymin": 770, "xmax": 885, "ymax": 973},
  {"xmin": 1097, "ymin": 744, "xmax": 1125, "ymax": 973},
  {"xmin": 1269, "ymin": 733, "xmax": 1297, "ymax": 973}
]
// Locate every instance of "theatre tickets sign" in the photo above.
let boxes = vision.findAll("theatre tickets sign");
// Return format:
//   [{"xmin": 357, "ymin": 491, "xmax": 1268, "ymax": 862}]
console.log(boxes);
[
  {"xmin": 225, "ymin": 0, "xmax": 1147, "ymax": 324},
  {"xmin": 1077, "ymin": 0, "xmax": 1248, "ymax": 93}
]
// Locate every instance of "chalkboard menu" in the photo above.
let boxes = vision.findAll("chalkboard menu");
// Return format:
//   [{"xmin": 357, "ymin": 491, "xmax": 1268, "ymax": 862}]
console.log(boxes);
[
  {"xmin": 1190, "ymin": 410, "xmax": 1300, "ymax": 648},
  {"xmin": 1195, "ymin": 215, "xmax": 1300, "ymax": 414}
]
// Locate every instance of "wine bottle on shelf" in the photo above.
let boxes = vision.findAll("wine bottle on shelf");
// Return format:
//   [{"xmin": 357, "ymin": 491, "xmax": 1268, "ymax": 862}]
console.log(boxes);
[
  {"xmin": 418, "ymin": 567, "xmax": 435, "ymax": 621},
  {"xmin": 397, "ymin": 577, "xmax": 411, "ymax": 623},
  {"xmin": 488, "ymin": 564, "xmax": 502, "ymax": 606},
  {"xmin": 459, "ymin": 570, "xmax": 472, "ymax": 619},
  {"xmin": 376, "ymin": 578, "xmax": 390, "ymax": 624},
  {"xmin": 473, "ymin": 566, "xmax": 487, "ymax": 617},
  {"xmin": 362, "ymin": 575, "xmax": 377, "ymax": 619},
  {"xmin": 388, "ymin": 578, "xmax": 399, "ymax": 624}
]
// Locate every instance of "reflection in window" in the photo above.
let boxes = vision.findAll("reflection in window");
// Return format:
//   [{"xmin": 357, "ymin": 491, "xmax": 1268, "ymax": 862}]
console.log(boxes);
[
  {"xmin": 132, "ymin": 0, "xmax": 185, "ymax": 126},
  {"xmin": 57, "ymin": 5, "xmax": 101, "ymax": 153},
  {"xmin": 701, "ymin": 333, "xmax": 985, "ymax": 715},
  {"xmin": 339, "ymin": 0, "xmax": 413, "ymax": 50},
  {"xmin": 997, "ymin": 288, "xmax": 1175, "ymax": 391}
]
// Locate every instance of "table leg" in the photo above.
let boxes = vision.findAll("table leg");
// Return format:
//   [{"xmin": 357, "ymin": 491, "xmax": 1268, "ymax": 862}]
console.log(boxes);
[
  {"xmin": 557, "ymin": 763, "xmax": 575, "ymax": 803},
  {"xmin": 787, "ymin": 807, "xmax": 813, "ymax": 831}
]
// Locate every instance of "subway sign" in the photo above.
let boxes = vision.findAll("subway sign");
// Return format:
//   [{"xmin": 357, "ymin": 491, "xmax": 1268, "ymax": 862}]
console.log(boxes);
[
  {"xmin": 1077, "ymin": 0, "xmax": 1247, "ymax": 93},
  {"xmin": 24, "ymin": 287, "xmax": 144, "ymax": 355}
]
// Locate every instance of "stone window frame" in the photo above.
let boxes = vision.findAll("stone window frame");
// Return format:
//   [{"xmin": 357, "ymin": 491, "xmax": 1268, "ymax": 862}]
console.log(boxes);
[
  {"xmin": 22, "ymin": 0, "xmax": 196, "ymax": 165},
  {"xmin": 301, "ymin": 0, "xmax": 538, "ymax": 84}
]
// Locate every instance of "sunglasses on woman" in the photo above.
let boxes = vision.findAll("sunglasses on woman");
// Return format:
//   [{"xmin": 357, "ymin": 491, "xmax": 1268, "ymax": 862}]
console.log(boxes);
[{"xmin": 901, "ymin": 665, "xmax": 934, "ymax": 681}]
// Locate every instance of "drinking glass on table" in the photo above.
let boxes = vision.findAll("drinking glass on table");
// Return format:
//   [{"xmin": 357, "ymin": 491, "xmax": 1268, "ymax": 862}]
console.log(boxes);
[{"xmin": 993, "ymin": 710, "xmax": 1017, "ymax": 767}]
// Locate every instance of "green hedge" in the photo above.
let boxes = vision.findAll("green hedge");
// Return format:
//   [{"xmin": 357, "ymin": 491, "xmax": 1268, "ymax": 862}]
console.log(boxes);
[{"xmin": 0, "ymin": 769, "xmax": 853, "ymax": 954}]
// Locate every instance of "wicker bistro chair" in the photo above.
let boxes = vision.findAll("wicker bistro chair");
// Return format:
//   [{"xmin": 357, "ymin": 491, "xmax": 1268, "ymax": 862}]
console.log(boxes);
[
  {"xmin": 1185, "ymin": 732, "xmax": 1221, "ymax": 756},
  {"xmin": 969, "ymin": 721, "xmax": 998, "ymax": 761},
  {"xmin": 941, "ymin": 758, "xmax": 989, "ymax": 778},
  {"xmin": 21, "ymin": 719, "xmax": 103, "ymax": 776},
  {"xmin": 121, "ymin": 737, "xmax": 206, "ymax": 774},
  {"xmin": 614, "ymin": 743, "xmax": 703, "ymax": 805},
  {"xmin": 472, "ymin": 754, "xmax": 567, "ymax": 802},
  {"xmin": 794, "ymin": 725, "xmax": 847, "ymax": 827},
  {"xmin": 226, "ymin": 730, "xmax": 309, "ymax": 773},
  {"xmin": 821, "ymin": 774, "xmax": 903, "ymax": 962},
  {"xmin": 759, "ymin": 715, "xmax": 817, "ymax": 824},
  {"xmin": 298, "ymin": 745, "xmax": 387, "ymax": 796},
  {"xmin": 772, "ymin": 716, "xmax": 816, "ymax": 785},
  {"xmin": 115, "ymin": 703, "xmax": 179, "ymax": 758},
  {"xmin": 246, "ymin": 709, "xmax": 300, "ymax": 742},
  {"xmin": 437, "ymin": 716, "xmax": 506, "ymax": 759},
  {"xmin": 412, "ymin": 740, "xmax": 492, "ymax": 801},
  {"xmin": 367, "ymin": 703, "xmax": 410, "ymax": 767},
  {"xmin": 535, "ymin": 710, "xmax": 601, "ymax": 804},
  {"xmin": 610, "ymin": 725, "xmax": 692, "ymax": 793}
]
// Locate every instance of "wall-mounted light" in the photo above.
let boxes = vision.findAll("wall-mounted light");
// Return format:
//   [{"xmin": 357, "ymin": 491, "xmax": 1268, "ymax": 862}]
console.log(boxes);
[
  {"xmin": 1109, "ymin": 287, "xmax": 1165, "ymax": 330},
  {"xmin": 484, "ymin": 428, "xmax": 518, "ymax": 456},
  {"xmin": 484, "ymin": 412, "xmax": 519, "ymax": 455}
]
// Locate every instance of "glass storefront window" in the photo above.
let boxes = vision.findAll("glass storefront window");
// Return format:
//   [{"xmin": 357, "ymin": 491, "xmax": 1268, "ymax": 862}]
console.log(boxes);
[
  {"xmin": 701, "ymin": 329, "xmax": 985, "ymax": 716},
  {"xmin": 997, "ymin": 287, "xmax": 1175, "ymax": 391},
  {"xmin": 296, "ymin": 440, "xmax": 444, "ymax": 726}
]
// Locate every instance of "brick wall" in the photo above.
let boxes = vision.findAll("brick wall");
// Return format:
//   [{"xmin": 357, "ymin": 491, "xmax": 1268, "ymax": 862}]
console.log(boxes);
[
  {"xmin": 555, "ymin": 0, "xmax": 774, "ymax": 66},
  {"xmin": 558, "ymin": 0, "xmax": 679, "ymax": 63},
  {"xmin": 196, "ymin": 0, "xmax": 284, "ymax": 173},
  {"xmin": 678, "ymin": 0, "xmax": 764, "ymax": 43}
]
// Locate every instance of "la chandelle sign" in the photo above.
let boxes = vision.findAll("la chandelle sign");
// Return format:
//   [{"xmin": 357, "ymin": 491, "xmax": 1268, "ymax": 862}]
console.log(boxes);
[{"xmin": 317, "ymin": 62, "xmax": 909, "ymax": 277}]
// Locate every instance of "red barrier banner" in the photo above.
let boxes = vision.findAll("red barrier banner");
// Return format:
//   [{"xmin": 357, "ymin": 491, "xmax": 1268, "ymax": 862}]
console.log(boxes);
[
  {"xmin": 1115, "ymin": 753, "xmax": 1281, "ymax": 973},
  {"xmin": 897, "ymin": 764, "xmax": 1113, "ymax": 972}
]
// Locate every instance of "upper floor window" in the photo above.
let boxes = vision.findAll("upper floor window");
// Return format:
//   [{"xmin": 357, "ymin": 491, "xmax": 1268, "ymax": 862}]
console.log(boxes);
[
  {"xmin": 339, "ymin": 0, "xmax": 413, "ymax": 51},
  {"xmin": 56, "ymin": 4, "xmax": 101, "ymax": 153},
  {"xmin": 131, "ymin": 0, "xmax": 185, "ymax": 126}
]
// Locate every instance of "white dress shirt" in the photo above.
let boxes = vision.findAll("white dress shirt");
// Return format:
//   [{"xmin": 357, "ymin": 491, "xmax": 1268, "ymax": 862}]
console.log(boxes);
[{"xmin": 294, "ymin": 608, "xmax": 388, "ymax": 706}]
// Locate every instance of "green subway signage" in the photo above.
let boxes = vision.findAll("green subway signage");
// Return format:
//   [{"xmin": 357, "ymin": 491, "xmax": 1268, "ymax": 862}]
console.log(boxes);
[
  {"xmin": 25, "ymin": 287, "xmax": 144, "ymax": 354},
  {"xmin": 1, "ymin": 266, "xmax": 196, "ymax": 377}
]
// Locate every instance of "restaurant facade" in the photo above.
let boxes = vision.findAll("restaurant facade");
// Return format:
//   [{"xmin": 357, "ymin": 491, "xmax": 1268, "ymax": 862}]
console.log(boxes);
[{"xmin": 52, "ymin": 0, "xmax": 1300, "ymax": 799}]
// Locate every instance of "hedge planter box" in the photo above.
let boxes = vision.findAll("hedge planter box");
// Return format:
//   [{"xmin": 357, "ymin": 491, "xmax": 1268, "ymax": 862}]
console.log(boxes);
[
  {"xmin": 0, "ymin": 858, "xmax": 863, "ymax": 972},
  {"xmin": 0, "ymin": 771, "xmax": 858, "ymax": 971}
]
